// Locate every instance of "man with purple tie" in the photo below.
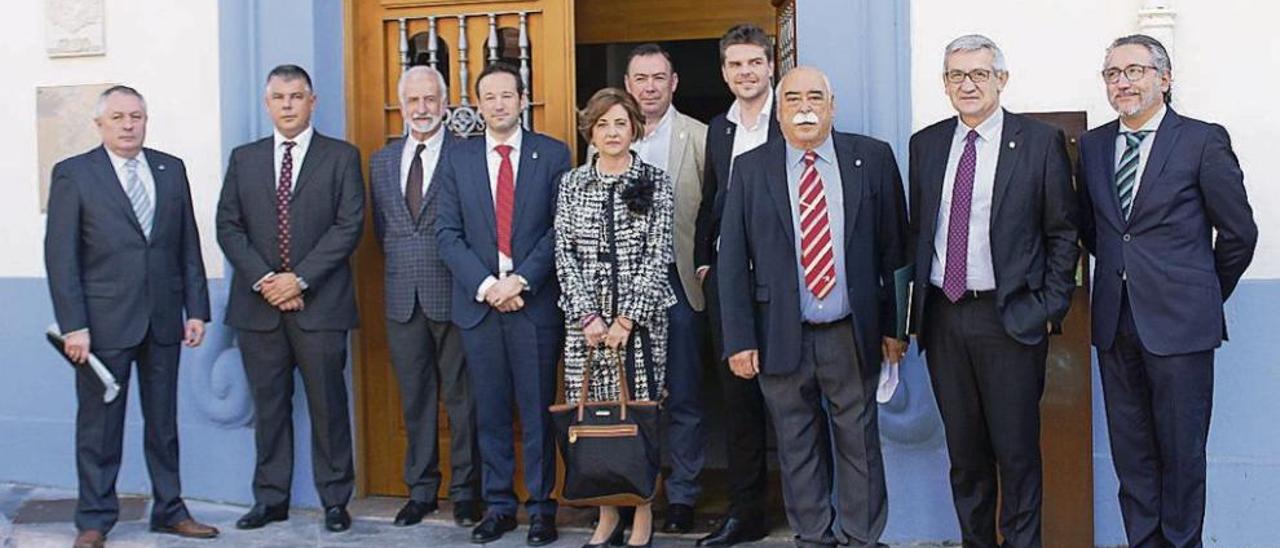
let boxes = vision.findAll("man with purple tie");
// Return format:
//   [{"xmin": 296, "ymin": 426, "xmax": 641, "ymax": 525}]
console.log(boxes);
[{"xmin": 907, "ymin": 35, "xmax": 1078, "ymax": 548}]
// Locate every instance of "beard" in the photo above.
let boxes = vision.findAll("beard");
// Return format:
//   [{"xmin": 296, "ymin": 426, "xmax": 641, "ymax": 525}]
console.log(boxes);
[
  {"xmin": 408, "ymin": 114, "xmax": 441, "ymax": 134},
  {"xmin": 1116, "ymin": 90, "xmax": 1161, "ymax": 117}
]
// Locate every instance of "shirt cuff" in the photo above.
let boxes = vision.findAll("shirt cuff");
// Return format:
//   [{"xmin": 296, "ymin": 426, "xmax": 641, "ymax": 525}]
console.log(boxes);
[
  {"xmin": 252, "ymin": 272, "xmax": 276, "ymax": 292},
  {"xmin": 297, "ymin": 276, "xmax": 309, "ymax": 291},
  {"xmin": 476, "ymin": 276, "xmax": 498, "ymax": 302},
  {"xmin": 64, "ymin": 328, "xmax": 89, "ymax": 337}
]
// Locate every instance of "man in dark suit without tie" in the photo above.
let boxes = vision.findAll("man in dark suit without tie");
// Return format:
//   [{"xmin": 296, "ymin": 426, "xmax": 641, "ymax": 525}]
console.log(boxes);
[
  {"xmin": 45, "ymin": 85, "xmax": 219, "ymax": 548},
  {"xmin": 908, "ymin": 35, "xmax": 1079, "ymax": 548},
  {"xmin": 215, "ymin": 64, "xmax": 365, "ymax": 534},
  {"xmin": 369, "ymin": 65, "xmax": 481, "ymax": 528},
  {"xmin": 1078, "ymin": 35, "xmax": 1256, "ymax": 548}
]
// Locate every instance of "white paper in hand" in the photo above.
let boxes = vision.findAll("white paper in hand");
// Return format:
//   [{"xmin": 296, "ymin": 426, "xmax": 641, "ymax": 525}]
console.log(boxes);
[{"xmin": 876, "ymin": 359, "xmax": 900, "ymax": 404}]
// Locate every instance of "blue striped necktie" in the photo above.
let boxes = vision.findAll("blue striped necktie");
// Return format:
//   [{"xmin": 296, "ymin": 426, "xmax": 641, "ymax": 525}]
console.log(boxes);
[
  {"xmin": 1115, "ymin": 130, "xmax": 1152, "ymax": 220},
  {"xmin": 124, "ymin": 157, "xmax": 153, "ymax": 238}
]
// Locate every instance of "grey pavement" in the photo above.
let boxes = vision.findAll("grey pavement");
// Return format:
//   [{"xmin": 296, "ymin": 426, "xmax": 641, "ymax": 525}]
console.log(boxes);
[{"xmin": 0, "ymin": 483, "xmax": 950, "ymax": 547}]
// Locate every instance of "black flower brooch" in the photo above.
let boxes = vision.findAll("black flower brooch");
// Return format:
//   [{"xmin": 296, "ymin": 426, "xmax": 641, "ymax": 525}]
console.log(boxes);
[{"xmin": 619, "ymin": 170, "xmax": 656, "ymax": 215}]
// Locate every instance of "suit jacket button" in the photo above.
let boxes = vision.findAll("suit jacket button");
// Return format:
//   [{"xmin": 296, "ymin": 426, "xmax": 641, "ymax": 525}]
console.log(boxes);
[
  {"xmin": 1122, "ymin": 233, "xmax": 1131, "ymax": 242},
  {"xmin": 1116, "ymin": 268, "xmax": 1124, "ymax": 277}
]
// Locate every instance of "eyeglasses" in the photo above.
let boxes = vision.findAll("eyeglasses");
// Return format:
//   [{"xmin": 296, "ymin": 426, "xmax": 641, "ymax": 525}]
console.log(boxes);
[
  {"xmin": 944, "ymin": 68, "xmax": 998, "ymax": 84},
  {"xmin": 1101, "ymin": 64, "xmax": 1159, "ymax": 84}
]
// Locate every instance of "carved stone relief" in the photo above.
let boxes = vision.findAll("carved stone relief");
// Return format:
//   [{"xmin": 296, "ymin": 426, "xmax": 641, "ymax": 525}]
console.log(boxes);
[
  {"xmin": 45, "ymin": 0, "xmax": 106, "ymax": 58},
  {"xmin": 36, "ymin": 83, "xmax": 113, "ymax": 212}
]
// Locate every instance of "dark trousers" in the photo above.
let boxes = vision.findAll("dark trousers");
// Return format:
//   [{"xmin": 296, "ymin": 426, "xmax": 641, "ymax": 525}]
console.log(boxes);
[
  {"xmin": 386, "ymin": 303, "xmax": 478, "ymax": 503},
  {"xmin": 238, "ymin": 314, "xmax": 354, "ymax": 508},
  {"xmin": 757, "ymin": 318, "xmax": 886, "ymax": 548},
  {"xmin": 1099, "ymin": 289, "xmax": 1214, "ymax": 548},
  {"xmin": 75, "ymin": 330, "xmax": 190, "ymax": 533},
  {"xmin": 705, "ymin": 268, "xmax": 769, "ymax": 519},
  {"xmin": 460, "ymin": 309, "xmax": 562, "ymax": 517},
  {"xmin": 923, "ymin": 289, "xmax": 1046, "ymax": 548},
  {"xmin": 664, "ymin": 268, "xmax": 706, "ymax": 506}
]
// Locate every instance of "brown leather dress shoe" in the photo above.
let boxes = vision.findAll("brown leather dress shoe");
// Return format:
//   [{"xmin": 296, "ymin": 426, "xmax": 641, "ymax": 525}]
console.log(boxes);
[
  {"xmin": 151, "ymin": 518, "xmax": 220, "ymax": 539},
  {"xmin": 73, "ymin": 529, "xmax": 105, "ymax": 548}
]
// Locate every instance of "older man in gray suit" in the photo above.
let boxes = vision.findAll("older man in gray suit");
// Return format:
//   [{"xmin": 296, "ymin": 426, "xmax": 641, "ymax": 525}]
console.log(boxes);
[
  {"xmin": 216, "ymin": 64, "xmax": 364, "ymax": 533},
  {"xmin": 624, "ymin": 42, "xmax": 709, "ymax": 534},
  {"xmin": 45, "ymin": 85, "xmax": 219, "ymax": 548},
  {"xmin": 369, "ymin": 65, "xmax": 480, "ymax": 528}
]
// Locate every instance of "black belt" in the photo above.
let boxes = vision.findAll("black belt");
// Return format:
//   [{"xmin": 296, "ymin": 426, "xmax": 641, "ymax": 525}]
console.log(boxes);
[
  {"xmin": 803, "ymin": 316, "xmax": 852, "ymax": 329},
  {"xmin": 931, "ymin": 286, "xmax": 996, "ymax": 304}
]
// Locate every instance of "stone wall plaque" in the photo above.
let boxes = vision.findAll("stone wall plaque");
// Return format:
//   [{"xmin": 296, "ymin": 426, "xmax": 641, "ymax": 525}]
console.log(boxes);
[
  {"xmin": 37, "ymin": 84, "xmax": 113, "ymax": 212},
  {"xmin": 45, "ymin": 0, "xmax": 106, "ymax": 58}
]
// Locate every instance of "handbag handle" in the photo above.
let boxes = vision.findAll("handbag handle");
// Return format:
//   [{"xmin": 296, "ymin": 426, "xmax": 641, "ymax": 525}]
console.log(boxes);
[{"xmin": 577, "ymin": 345, "xmax": 632, "ymax": 422}]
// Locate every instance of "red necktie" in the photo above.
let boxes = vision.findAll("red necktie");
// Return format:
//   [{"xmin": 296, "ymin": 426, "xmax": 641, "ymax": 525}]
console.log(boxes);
[
  {"xmin": 799, "ymin": 150, "xmax": 836, "ymax": 299},
  {"xmin": 277, "ymin": 141, "xmax": 297, "ymax": 271},
  {"xmin": 494, "ymin": 144, "xmax": 515, "ymax": 257}
]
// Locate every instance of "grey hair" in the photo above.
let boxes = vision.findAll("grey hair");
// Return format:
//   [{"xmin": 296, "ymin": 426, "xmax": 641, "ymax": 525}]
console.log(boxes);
[
  {"xmin": 943, "ymin": 34, "xmax": 1008, "ymax": 73},
  {"xmin": 94, "ymin": 85, "xmax": 147, "ymax": 118},
  {"xmin": 774, "ymin": 66, "xmax": 834, "ymax": 101},
  {"xmin": 398, "ymin": 65, "xmax": 449, "ymax": 105},
  {"xmin": 1106, "ymin": 34, "xmax": 1173, "ymax": 103}
]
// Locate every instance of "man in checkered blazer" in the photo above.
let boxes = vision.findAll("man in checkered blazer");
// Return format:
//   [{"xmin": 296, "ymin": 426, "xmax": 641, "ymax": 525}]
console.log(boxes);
[{"xmin": 369, "ymin": 66, "xmax": 481, "ymax": 528}]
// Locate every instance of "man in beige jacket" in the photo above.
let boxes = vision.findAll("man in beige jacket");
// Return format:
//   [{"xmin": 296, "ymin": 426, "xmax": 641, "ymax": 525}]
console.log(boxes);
[{"xmin": 624, "ymin": 42, "xmax": 709, "ymax": 534}]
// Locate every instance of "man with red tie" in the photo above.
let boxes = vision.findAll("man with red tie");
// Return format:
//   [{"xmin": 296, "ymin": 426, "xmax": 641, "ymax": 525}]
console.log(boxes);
[
  {"xmin": 717, "ymin": 66, "xmax": 908, "ymax": 547},
  {"xmin": 435, "ymin": 62, "xmax": 571, "ymax": 546}
]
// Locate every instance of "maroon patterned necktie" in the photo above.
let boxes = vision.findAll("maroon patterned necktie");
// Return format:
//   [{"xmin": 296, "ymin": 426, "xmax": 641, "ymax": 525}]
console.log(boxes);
[
  {"xmin": 277, "ymin": 141, "xmax": 297, "ymax": 271},
  {"xmin": 942, "ymin": 130, "xmax": 979, "ymax": 302},
  {"xmin": 494, "ymin": 144, "xmax": 515, "ymax": 257},
  {"xmin": 799, "ymin": 150, "xmax": 836, "ymax": 299}
]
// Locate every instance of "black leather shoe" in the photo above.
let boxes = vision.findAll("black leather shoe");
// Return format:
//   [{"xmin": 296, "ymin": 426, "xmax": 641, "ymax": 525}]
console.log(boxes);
[
  {"xmin": 662, "ymin": 503, "xmax": 695, "ymax": 534},
  {"xmin": 696, "ymin": 516, "xmax": 767, "ymax": 546},
  {"xmin": 324, "ymin": 505, "xmax": 351, "ymax": 532},
  {"xmin": 394, "ymin": 499, "xmax": 437, "ymax": 526},
  {"xmin": 527, "ymin": 513, "xmax": 559, "ymax": 546},
  {"xmin": 471, "ymin": 513, "xmax": 517, "ymax": 544},
  {"xmin": 453, "ymin": 500, "xmax": 483, "ymax": 527},
  {"xmin": 235, "ymin": 504, "xmax": 288, "ymax": 530}
]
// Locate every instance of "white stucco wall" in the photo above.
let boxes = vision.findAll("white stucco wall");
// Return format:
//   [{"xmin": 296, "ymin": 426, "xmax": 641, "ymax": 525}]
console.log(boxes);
[
  {"xmin": 911, "ymin": 0, "xmax": 1279, "ymax": 279},
  {"xmin": 0, "ymin": 0, "xmax": 225, "ymax": 278}
]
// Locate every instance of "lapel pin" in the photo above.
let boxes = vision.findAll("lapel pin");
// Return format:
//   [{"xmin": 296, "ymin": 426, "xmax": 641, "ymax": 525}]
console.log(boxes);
[
  {"xmin": 854, "ymin": 159, "xmax": 863, "ymax": 167},
  {"xmin": 532, "ymin": 151, "xmax": 539, "ymax": 160},
  {"xmin": 726, "ymin": 127, "xmax": 733, "ymax": 135},
  {"xmin": 1008, "ymin": 141, "xmax": 1016, "ymax": 149},
  {"xmin": 157, "ymin": 164, "xmax": 166, "ymax": 171},
  {"xmin": 679, "ymin": 132, "xmax": 686, "ymax": 140}
]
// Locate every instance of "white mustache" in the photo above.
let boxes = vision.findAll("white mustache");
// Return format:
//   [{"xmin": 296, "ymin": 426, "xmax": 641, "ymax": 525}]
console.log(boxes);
[{"xmin": 791, "ymin": 112, "xmax": 820, "ymax": 125}]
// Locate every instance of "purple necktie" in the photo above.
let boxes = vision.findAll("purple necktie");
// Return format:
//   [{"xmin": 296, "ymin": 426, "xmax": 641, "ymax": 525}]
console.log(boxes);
[{"xmin": 942, "ymin": 130, "xmax": 979, "ymax": 303}]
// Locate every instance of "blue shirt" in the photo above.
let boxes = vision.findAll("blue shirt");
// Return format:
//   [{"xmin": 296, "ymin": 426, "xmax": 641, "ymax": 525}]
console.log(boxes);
[{"xmin": 785, "ymin": 136, "xmax": 850, "ymax": 323}]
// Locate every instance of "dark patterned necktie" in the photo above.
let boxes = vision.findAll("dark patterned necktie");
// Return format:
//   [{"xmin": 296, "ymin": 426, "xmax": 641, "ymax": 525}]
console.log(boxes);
[
  {"xmin": 405, "ymin": 143, "xmax": 427, "ymax": 222},
  {"xmin": 942, "ymin": 130, "xmax": 979, "ymax": 303},
  {"xmin": 277, "ymin": 141, "xmax": 297, "ymax": 270},
  {"xmin": 1116, "ymin": 130, "xmax": 1152, "ymax": 220}
]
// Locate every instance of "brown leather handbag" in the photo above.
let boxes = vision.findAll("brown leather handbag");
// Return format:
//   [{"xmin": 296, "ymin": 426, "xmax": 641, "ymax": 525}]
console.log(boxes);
[{"xmin": 549, "ymin": 348, "xmax": 662, "ymax": 506}]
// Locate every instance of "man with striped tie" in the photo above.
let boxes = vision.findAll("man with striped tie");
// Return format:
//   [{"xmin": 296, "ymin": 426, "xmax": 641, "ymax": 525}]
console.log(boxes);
[
  {"xmin": 717, "ymin": 66, "xmax": 908, "ymax": 547},
  {"xmin": 907, "ymin": 35, "xmax": 1078, "ymax": 548},
  {"xmin": 45, "ymin": 85, "xmax": 218, "ymax": 548},
  {"xmin": 1078, "ymin": 35, "xmax": 1256, "ymax": 547}
]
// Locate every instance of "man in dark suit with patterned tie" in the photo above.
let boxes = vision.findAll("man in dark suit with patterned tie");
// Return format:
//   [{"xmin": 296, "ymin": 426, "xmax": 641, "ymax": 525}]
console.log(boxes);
[
  {"xmin": 369, "ymin": 65, "xmax": 481, "ymax": 528},
  {"xmin": 1078, "ymin": 35, "xmax": 1256, "ymax": 547},
  {"xmin": 435, "ymin": 62, "xmax": 571, "ymax": 546},
  {"xmin": 216, "ymin": 64, "xmax": 365, "ymax": 533},
  {"xmin": 45, "ymin": 85, "xmax": 219, "ymax": 548},
  {"xmin": 908, "ymin": 35, "xmax": 1078, "ymax": 548},
  {"xmin": 718, "ymin": 66, "xmax": 908, "ymax": 548}
]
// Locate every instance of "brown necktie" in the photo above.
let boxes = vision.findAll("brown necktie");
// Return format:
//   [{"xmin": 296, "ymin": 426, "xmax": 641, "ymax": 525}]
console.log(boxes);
[
  {"xmin": 277, "ymin": 141, "xmax": 297, "ymax": 270},
  {"xmin": 405, "ymin": 143, "xmax": 427, "ymax": 222}
]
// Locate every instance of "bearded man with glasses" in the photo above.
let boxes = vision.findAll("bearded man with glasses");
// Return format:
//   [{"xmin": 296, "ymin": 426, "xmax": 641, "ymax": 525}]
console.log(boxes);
[{"xmin": 1077, "ymin": 34, "xmax": 1256, "ymax": 548}]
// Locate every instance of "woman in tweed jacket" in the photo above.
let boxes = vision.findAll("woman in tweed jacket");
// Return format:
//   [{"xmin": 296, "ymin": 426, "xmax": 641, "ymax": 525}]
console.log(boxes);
[{"xmin": 555, "ymin": 88, "xmax": 675, "ymax": 547}]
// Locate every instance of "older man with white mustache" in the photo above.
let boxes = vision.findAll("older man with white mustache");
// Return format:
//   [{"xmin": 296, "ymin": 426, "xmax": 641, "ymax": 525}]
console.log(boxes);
[
  {"xmin": 717, "ymin": 65, "xmax": 909, "ymax": 548},
  {"xmin": 368, "ymin": 65, "xmax": 483, "ymax": 528}
]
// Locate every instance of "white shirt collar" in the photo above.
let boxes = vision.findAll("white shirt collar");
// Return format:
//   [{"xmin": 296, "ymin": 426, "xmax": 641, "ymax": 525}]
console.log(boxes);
[
  {"xmin": 956, "ymin": 107, "xmax": 1005, "ymax": 143},
  {"xmin": 1122, "ymin": 104, "xmax": 1167, "ymax": 134},
  {"xmin": 727, "ymin": 89, "xmax": 774, "ymax": 131},
  {"xmin": 408, "ymin": 127, "xmax": 445, "ymax": 150},
  {"xmin": 486, "ymin": 127, "xmax": 524, "ymax": 155},
  {"xmin": 643, "ymin": 105, "xmax": 676, "ymax": 140},
  {"xmin": 274, "ymin": 125, "xmax": 314, "ymax": 149},
  {"xmin": 105, "ymin": 147, "xmax": 148, "ymax": 170}
]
